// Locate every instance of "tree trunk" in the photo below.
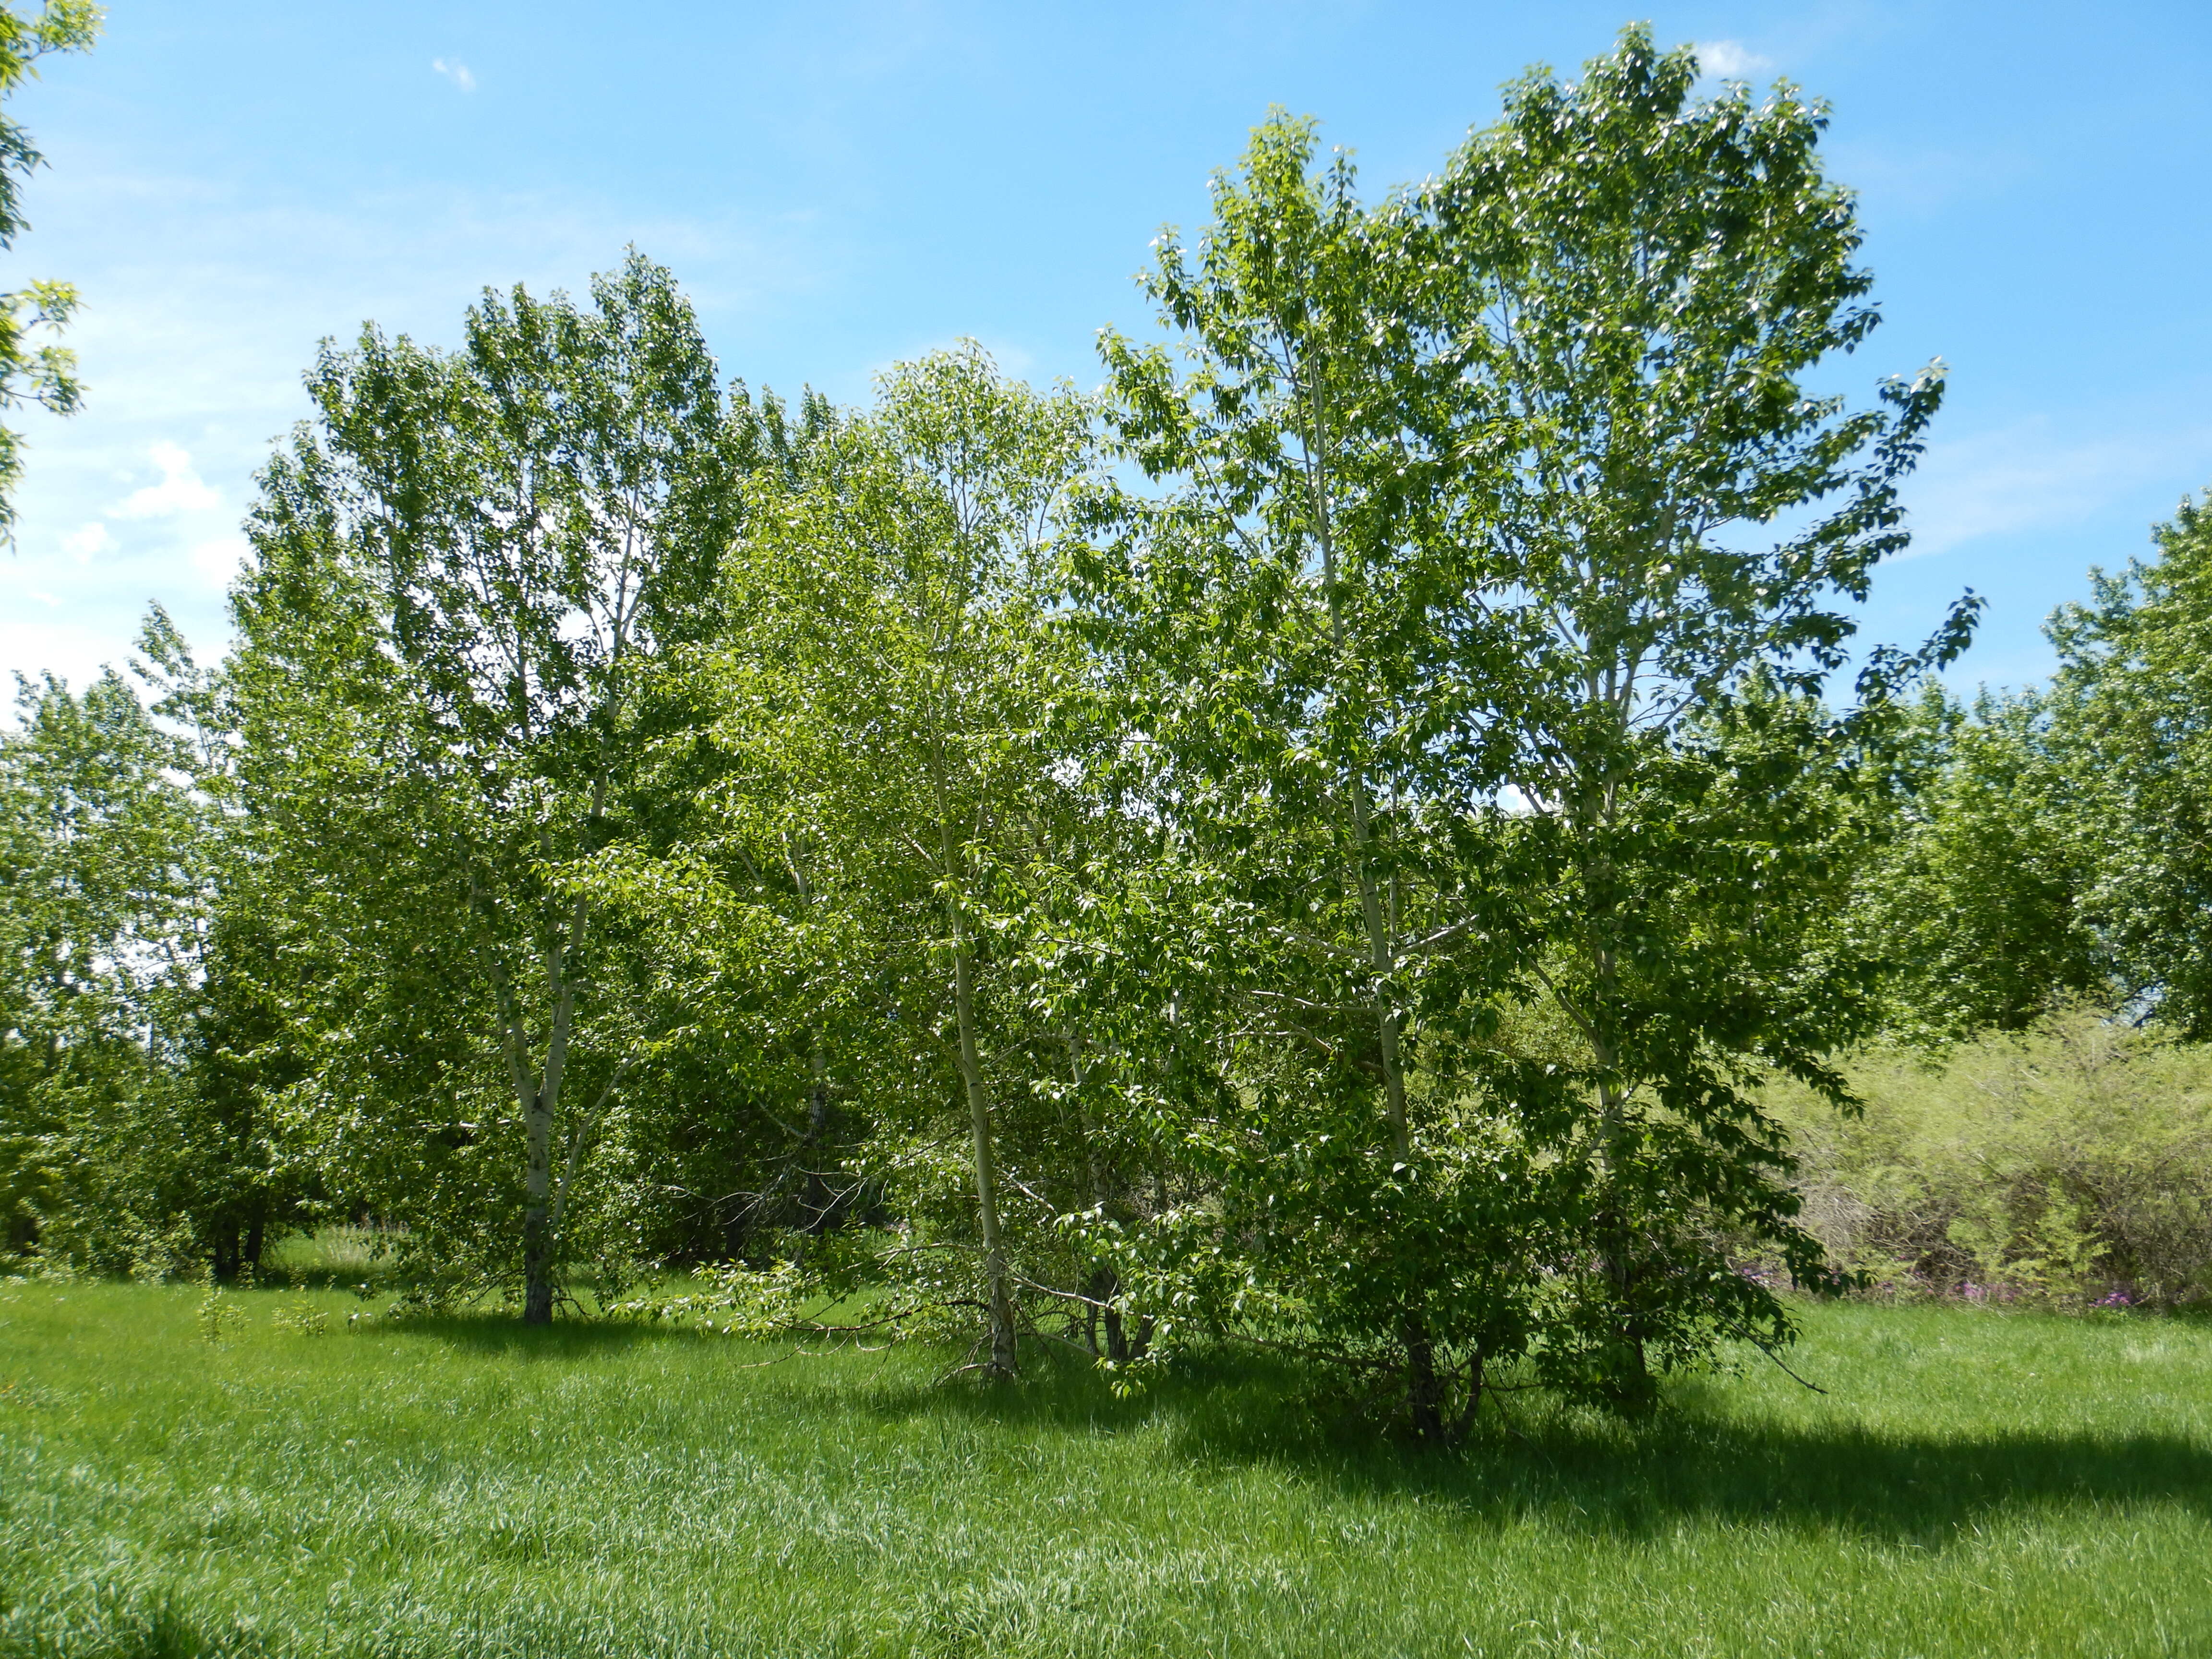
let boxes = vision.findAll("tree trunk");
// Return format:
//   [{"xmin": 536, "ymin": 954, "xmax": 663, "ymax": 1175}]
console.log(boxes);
[
  {"xmin": 929, "ymin": 734, "xmax": 1016, "ymax": 1376},
  {"xmin": 1302, "ymin": 371, "xmax": 1436, "ymax": 1422},
  {"xmin": 802, "ymin": 1046, "xmax": 831, "ymax": 1232},
  {"xmin": 1564, "ymin": 717, "xmax": 1652, "ymax": 1412},
  {"xmin": 514, "ymin": 900, "xmax": 583, "ymax": 1328},
  {"xmin": 1403, "ymin": 1317, "xmax": 1446, "ymax": 1442},
  {"xmin": 943, "ymin": 875, "xmax": 1016, "ymax": 1375},
  {"xmin": 521, "ymin": 1082, "xmax": 554, "ymax": 1324},
  {"xmin": 950, "ymin": 934, "xmax": 1017, "ymax": 1375},
  {"xmin": 1593, "ymin": 1052, "xmax": 1652, "ymax": 1410},
  {"xmin": 1346, "ymin": 761, "xmax": 1433, "ymax": 1423},
  {"xmin": 1348, "ymin": 787, "xmax": 1410, "ymax": 1151},
  {"xmin": 1065, "ymin": 1029, "xmax": 1137, "ymax": 1363}
]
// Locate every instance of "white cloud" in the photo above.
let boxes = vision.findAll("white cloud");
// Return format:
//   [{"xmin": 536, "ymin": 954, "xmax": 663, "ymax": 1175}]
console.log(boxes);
[
  {"xmin": 1899, "ymin": 418, "xmax": 2212, "ymax": 561},
  {"xmin": 1695, "ymin": 40, "xmax": 1773, "ymax": 79},
  {"xmin": 190, "ymin": 535, "xmax": 248, "ymax": 585},
  {"xmin": 61, "ymin": 521, "xmax": 112, "ymax": 562},
  {"xmin": 111, "ymin": 441, "xmax": 220, "ymax": 519},
  {"xmin": 0, "ymin": 155, "xmax": 811, "ymax": 693},
  {"xmin": 432, "ymin": 58, "xmax": 477, "ymax": 93}
]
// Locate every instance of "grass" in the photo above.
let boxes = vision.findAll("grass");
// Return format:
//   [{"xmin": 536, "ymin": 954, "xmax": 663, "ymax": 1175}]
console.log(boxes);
[
  {"xmin": 2, "ymin": 1282, "xmax": 2210, "ymax": 1658},
  {"xmin": 256, "ymin": 1228, "xmax": 410, "ymax": 1292}
]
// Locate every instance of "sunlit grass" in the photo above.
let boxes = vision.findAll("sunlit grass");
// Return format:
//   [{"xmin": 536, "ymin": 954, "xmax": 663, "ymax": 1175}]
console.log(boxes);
[
  {"xmin": 3, "ymin": 1281, "xmax": 2209, "ymax": 1657},
  {"xmin": 257, "ymin": 1226, "xmax": 409, "ymax": 1291}
]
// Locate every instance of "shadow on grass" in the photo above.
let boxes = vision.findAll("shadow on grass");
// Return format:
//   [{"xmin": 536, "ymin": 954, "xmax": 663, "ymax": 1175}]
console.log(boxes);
[
  {"xmin": 256, "ymin": 1264, "xmax": 407, "ymax": 1293},
  {"xmin": 359, "ymin": 1313, "xmax": 703, "ymax": 1358},
  {"xmin": 336, "ymin": 1309, "xmax": 2212, "ymax": 1542},
  {"xmin": 844, "ymin": 1340, "xmax": 2212, "ymax": 1544}
]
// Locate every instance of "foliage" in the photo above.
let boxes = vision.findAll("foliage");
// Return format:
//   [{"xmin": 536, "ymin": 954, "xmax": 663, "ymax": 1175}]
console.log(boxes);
[
  {"xmin": 1846, "ymin": 685, "xmax": 2109, "ymax": 1043},
  {"xmin": 21, "ymin": 24, "xmax": 2212, "ymax": 1479},
  {"xmin": 2045, "ymin": 489, "xmax": 2212, "ymax": 1035},
  {"xmin": 1775, "ymin": 1007, "xmax": 2212, "ymax": 1305},
  {"xmin": 670, "ymin": 341, "xmax": 1096, "ymax": 1374},
  {"xmin": 1413, "ymin": 27, "xmax": 1985, "ymax": 1409},
  {"xmin": 0, "ymin": 613, "xmax": 301, "ymax": 1277},
  {"xmin": 0, "ymin": 0, "xmax": 98, "ymax": 544},
  {"xmin": 230, "ymin": 252, "xmax": 745, "ymax": 1320},
  {"xmin": 1075, "ymin": 27, "xmax": 1972, "ymax": 1431},
  {"xmin": 1078, "ymin": 105, "xmax": 1555, "ymax": 1438}
]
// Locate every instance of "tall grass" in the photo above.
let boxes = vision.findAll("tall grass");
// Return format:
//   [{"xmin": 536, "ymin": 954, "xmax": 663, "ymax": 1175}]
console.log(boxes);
[
  {"xmin": 256, "ymin": 1226, "xmax": 409, "ymax": 1291},
  {"xmin": 3, "ymin": 1279, "xmax": 2209, "ymax": 1657}
]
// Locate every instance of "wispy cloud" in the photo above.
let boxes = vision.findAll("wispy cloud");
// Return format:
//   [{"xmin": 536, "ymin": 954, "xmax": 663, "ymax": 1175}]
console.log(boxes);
[
  {"xmin": 111, "ymin": 441, "xmax": 221, "ymax": 519},
  {"xmin": 1695, "ymin": 40, "xmax": 1773, "ymax": 79},
  {"xmin": 1900, "ymin": 418, "xmax": 2212, "ymax": 561},
  {"xmin": 191, "ymin": 535, "xmax": 248, "ymax": 584},
  {"xmin": 2, "ymin": 159, "xmax": 810, "ymax": 693},
  {"xmin": 61, "ymin": 521, "xmax": 111, "ymax": 562},
  {"xmin": 432, "ymin": 58, "xmax": 477, "ymax": 93}
]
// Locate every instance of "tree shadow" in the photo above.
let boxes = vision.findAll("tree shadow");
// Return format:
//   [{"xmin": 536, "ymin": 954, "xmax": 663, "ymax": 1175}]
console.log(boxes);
[
  {"xmin": 256, "ymin": 1264, "xmax": 405, "ymax": 1292},
  {"xmin": 846, "ymin": 1341, "xmax": 2212, "ymax": 1544},
  {"xmin": 359, "ymin": 1314, "xmax": 699, "ymax": 1358}
]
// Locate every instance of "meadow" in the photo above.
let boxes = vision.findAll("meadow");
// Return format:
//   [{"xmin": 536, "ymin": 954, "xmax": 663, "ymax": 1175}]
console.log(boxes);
[{"xmin": 3, "ymin": 1275, "xmax": 2209, "ymax": 1659}]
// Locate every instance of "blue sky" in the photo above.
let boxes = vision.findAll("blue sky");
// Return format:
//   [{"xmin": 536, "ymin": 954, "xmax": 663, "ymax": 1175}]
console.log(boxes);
[{"xmin": 7, "ymin": 0, "xmax": 2211, "ymax": 696}]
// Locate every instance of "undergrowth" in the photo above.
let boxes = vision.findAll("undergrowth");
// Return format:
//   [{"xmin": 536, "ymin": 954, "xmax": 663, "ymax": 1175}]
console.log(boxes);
[{"xmin": 1774, "ymin": 1006, "xmax": 2212, "ymax": 1306}]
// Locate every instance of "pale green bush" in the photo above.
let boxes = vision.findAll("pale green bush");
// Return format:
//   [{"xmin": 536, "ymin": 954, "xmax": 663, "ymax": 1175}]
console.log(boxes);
[{"xmin": 1770, "ymin": 1009, "xmax": 2212, "ymax": 1306}]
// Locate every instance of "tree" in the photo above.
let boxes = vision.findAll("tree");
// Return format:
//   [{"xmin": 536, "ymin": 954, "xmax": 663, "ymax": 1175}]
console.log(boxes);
[
  {"xmin": 0, "ymin": 0, "xmax": 99, "ymax": 544},
  {"xmin": 0, "ymin": 611, "xmax": 244, "ymax": 1272},
  {"xmin": 1079, "ymin": 114, "xmax": 1556, "ymax": 1437},
  {"xmin": 1078, "ymin": 29, "xmax": 1976, "ymax": 1429},
  {"xmin": 232, "ymin": 252, "xmax": 742, "ymax": 1320},
  {"xmin": 1847, "ymin": 684, "xmax": 2107, "ymax": 1043},
  {"xmin": 1413, "ymin": 26, "xmax": 1978, "ymax": 1403},
  {"xmin": 703, "ymin": 343, "xmax": 1091, "ymax": 1375},
  {"xmin": 2046, "ymin": 489, "xmax": 2212, "ymax": 1035}
]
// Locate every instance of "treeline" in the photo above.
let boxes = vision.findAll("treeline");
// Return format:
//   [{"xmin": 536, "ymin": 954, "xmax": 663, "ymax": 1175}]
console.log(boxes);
[{"xmin": 6, "ymin": 32, "xmax": 2210, "ymax": 1434}]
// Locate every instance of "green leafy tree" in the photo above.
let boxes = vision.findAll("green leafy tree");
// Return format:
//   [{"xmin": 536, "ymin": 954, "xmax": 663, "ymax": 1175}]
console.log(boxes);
[
  {"xmin": 0, "ymin": 0, "xmax": 99, "ymax": 543},
  {"xmin": 580, "ymin": 384, "xmax": 879, "ymax": 1272},
  {"xmin": 232, "ymin": 253, "xmax": 742, "ymax": 1320},
  {"xmin": 0, "ymin": 611, "xmax": 257, "ymax": 1272},
  {"xmin": 1079, "ymin": 29, "xmax": 1975, "ymax": 1429},
  {"xmin": 1078, "ymin": 115, "xmax": 1557, "ymax": 1437},
  {"xmin": 697, "ymin": 343, "xmax": 1092, "ymax": 1374},
  {"xmin": 1848, "ymin": 684, "xmax": 2107, "ymax": 1043},
  {"xmin": 2047, "ymin": 490, "xmax": 2212, "ymax": 1035},
  {"xmin": 1413, "ymin": 26, "xmax": 1978, "ymax": 1404}
]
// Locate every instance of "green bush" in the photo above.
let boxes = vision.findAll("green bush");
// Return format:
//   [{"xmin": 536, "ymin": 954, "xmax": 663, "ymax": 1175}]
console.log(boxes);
[{"xmin": 1770, "ymin": 1009, "xmax": 2212, "ymax": 1305}]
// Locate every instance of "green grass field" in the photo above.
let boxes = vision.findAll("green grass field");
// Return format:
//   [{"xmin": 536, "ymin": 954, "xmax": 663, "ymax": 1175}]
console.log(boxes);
[{"xmin": 3, "ymin": 1279, "xmax": 2209, "ymax": 1658}]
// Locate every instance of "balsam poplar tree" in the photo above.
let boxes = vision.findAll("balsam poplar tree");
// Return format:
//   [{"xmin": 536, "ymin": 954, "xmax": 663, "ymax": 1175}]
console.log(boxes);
[
  {"xmin": 709, "ymin": 344, "xmax": 1090, "ymax": 1375},
  {"xmin": 233, "ymin": 253, "xmax": 741, "ymax": 1321},
  {"xmin": 1076, "ymin": 29, "xmax": 1976, "ymax": 1428},
  {"xmin": 1078, "ymin": 117, "xmax": 1554, "ymax": 1438},
  {"xmin": 1418, "ymin": 27, "xmax": 1977, "ymax": 1404}
]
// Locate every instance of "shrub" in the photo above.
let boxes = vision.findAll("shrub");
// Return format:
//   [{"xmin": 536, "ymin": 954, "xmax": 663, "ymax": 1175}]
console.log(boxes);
[{"xmin": 1770, "ymin": 1009, "xmax": 2212, "ymax": 1305}]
